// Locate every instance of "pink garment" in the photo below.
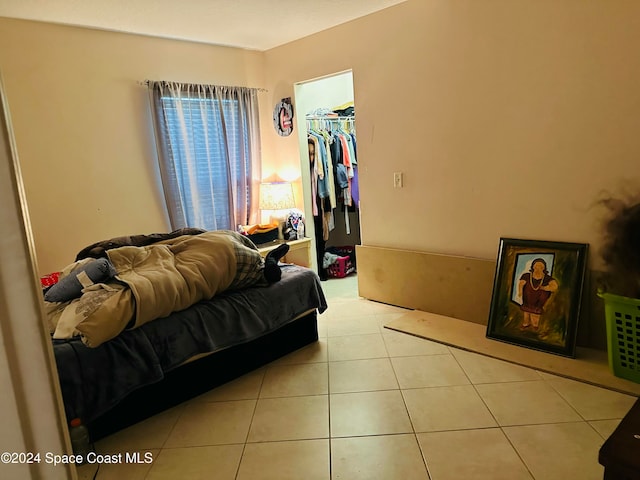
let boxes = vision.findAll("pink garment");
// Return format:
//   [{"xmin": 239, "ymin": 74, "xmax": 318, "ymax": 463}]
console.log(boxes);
[{"xmin": 338, "ymin": 135, "xmax": 352, "ymax": 206}]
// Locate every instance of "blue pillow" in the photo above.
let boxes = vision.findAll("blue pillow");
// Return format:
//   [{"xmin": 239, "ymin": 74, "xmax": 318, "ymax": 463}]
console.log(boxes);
[{"xmin": 44, "ymin": 258, "xmax": 117, "ymax": 303}]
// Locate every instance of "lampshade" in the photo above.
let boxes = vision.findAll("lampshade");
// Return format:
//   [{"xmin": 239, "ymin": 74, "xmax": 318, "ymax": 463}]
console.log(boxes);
[{"xmin": 259, "ymin": 182, "xmax": 295, "ymax": 210}]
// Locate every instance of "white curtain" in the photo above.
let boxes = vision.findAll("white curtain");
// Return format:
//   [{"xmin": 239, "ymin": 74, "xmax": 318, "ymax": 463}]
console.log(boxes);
[{"xmin": 148, "ymin": 81, "xmax": 262, "ymax": 230}]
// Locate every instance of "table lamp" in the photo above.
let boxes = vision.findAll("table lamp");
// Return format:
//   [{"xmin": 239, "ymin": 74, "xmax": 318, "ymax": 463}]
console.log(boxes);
[{"xmin": 259, "ymin": 182, "xmax": 295, "ymax": 239}]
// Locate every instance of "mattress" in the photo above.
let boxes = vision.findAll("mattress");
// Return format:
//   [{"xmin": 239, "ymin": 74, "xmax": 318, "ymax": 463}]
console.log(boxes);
[{"xmin": 53, "ymin": 264, "xmax": 327, "ymax": 423}]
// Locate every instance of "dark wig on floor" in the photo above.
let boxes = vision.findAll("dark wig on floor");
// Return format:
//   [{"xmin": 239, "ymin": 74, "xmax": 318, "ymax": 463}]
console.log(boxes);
[{"xmin": 598, "ymin": 194, "xmax": 640, "ymax": 298}]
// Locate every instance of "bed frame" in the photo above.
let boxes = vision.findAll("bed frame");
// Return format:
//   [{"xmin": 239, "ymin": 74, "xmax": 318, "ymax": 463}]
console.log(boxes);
[{"xmin": 87, "ymin": 311, "xmax": 319, "ymax": 441}]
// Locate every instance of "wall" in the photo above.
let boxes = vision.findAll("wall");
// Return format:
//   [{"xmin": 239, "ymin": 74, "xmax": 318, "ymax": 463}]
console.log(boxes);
[
  {"xmin": 264, "ymin": 0, "xmax": 640, "ymax": 271},
  {"xmin": 296, "ymin": 71, "xmax": 354, "ymax": 116},
  {"xmin": 11, "ymin": 1, "xmax": 636, "ymax": 275},
  {"xmin": 0, "ymin": 17, "xmax": 267, "ymax": 275}
]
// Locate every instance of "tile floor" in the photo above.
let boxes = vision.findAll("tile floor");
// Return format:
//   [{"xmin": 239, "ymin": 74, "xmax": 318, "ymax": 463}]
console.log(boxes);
[{"xmin": 78, "ymin": 274, "xmax": 637, "ymax": 480}]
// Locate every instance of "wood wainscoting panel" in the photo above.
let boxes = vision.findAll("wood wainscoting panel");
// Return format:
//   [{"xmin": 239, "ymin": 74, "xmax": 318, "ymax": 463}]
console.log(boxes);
[
  {"xmin": 356, "ymin": 245, "xmax": 496, "ymax": 325},
  {"xmin": 355, "ymin": 245, "xmax": 608, "ymax": 351}
]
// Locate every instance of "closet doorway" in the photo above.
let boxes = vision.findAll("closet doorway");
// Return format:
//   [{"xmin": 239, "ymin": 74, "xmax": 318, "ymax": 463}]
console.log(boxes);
[{"xmin": 294, "ymin": 71, "xmax": 361, "ymax": 280}]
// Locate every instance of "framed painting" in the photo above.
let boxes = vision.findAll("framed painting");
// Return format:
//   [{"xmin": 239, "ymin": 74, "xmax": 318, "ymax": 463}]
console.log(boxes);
[{"xmin": 486, "ymin": 238, "xmax": 588, "ymax": 358}]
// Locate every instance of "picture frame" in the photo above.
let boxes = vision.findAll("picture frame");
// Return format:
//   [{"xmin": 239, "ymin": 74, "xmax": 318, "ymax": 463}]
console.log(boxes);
[{"xmin": 486, "ymin": 238, "xmax": 588, "ymax": 358}]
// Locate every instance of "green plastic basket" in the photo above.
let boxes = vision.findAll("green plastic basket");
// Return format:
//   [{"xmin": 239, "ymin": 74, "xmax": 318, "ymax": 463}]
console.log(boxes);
[{"xmin": 598, "ymin": 292, "xmax": 640, "ymax": 384}]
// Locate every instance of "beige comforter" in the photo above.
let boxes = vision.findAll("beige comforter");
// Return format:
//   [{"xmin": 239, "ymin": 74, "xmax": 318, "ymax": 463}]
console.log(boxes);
[{"xmin": 47, "ymin": 230, "xmax": 261, "ymax": 347}]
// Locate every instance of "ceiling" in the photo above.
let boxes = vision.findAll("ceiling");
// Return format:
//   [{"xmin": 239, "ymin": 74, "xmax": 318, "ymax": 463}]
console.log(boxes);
[{"xmin": 0, "ymin": 0, "xmax": 408, "ymax": 51}]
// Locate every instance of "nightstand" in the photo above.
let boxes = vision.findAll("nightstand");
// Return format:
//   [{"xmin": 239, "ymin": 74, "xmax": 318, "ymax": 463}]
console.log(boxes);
[
  {"xmin": 599, "ymin": 397, "xmax": 640, "ymax": 479},
  {"xmin": 256, "ymin": 238, "xmax": 312, "ymax": 268}
]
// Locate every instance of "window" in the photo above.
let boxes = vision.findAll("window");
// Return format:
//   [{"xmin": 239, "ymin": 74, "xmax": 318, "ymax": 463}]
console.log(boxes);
[{"xmin": 149, "ymin": 82, "xmax": 261, "ymax": 231}]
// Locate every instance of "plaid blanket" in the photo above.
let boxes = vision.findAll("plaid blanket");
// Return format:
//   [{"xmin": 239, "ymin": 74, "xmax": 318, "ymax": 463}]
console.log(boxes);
[{"xmin": 226, "ymin": 231, "xmax": 269, "ymax": 290}]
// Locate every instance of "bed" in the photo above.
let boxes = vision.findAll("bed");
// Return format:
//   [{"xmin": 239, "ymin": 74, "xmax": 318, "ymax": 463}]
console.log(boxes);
[{"xmin": 47, "ymin": 231, "xmax": 328, "ymax": 441}]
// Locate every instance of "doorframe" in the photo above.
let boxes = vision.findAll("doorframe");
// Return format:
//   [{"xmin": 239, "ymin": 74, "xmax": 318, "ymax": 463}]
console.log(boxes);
[
  {"xmin": 293, "ymin": 70, "xmax": 359, "ymax": 275},
  {"xmin": 0, "ymin": 72, "xmax": 75, "ymax": 479}
]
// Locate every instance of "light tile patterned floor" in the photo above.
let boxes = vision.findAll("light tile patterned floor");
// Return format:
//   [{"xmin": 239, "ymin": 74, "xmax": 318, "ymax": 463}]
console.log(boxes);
[{"xmin": 78, "ymin": 274, "xmax": 637, "ymax": 480}]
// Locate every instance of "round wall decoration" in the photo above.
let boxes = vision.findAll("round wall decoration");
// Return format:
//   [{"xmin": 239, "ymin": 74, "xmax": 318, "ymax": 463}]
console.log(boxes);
[{"xmin": 273, "ymin": 97, "xmax": 294, "ymax": 136}]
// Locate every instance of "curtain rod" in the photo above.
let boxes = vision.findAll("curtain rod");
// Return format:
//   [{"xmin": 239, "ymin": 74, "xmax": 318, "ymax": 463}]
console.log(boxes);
[
  {"xmin": 305, "ymin": 115, "xmax": 355, "ymax": 120},
  {"xmin": 137, "ymin": 80, "xmax": 268, "ymax": 92}
]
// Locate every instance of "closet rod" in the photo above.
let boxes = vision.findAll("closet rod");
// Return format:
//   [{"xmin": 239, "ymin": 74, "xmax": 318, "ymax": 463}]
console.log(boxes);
[{"xmin": 305, "ymin": 114, "xmax": 354, "ymax": 118}]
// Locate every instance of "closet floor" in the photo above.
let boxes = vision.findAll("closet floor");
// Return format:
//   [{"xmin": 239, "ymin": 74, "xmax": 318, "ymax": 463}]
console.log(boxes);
[{"xmin": 78, "ymin": 274, "xmax": 635, "ymax": 480}]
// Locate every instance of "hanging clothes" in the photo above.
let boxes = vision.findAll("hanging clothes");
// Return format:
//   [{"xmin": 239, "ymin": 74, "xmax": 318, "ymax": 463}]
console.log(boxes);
[
  {"xmin": 307, "ymin": 130, "xmax": 331, "ymax": 204},
  {"xmin": 307, "ymin": 117, "xmax": 358, "ymax": 202},
  {"xmin": 307, "ymin": 134, "xmax": 331, "ymax": 280},
  {"xmin": 306, "ymin": 112, "xmax": 359, "ymax": 272}
]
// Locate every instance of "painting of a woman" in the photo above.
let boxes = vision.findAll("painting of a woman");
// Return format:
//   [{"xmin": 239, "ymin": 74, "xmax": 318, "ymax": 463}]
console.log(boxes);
[
  {"xmin": 487, "ymin": 238, "xmax": 588, "ymax": 357},
  {"xmin": 517, "ymin": 258, "xmax": 558, "ymax": 331}
]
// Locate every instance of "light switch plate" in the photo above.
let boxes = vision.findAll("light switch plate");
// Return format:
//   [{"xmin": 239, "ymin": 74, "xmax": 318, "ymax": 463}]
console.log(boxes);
[{"xmin": 393, "ymin": 172, "xmax": 403, "ymax": 188}]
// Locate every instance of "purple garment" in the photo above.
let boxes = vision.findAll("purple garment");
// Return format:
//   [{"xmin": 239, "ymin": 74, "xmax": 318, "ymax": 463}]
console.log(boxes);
[{"xmin": 351, "ymin": 166, "xmax": 360, "ymax": 207}]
